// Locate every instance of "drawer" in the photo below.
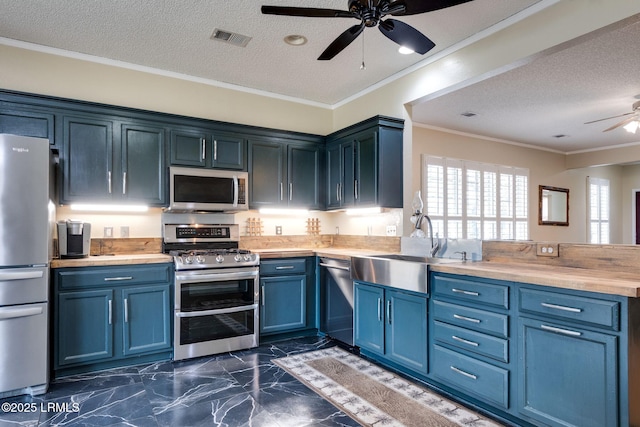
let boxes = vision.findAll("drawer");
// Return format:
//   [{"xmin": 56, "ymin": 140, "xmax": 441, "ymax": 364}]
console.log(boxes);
[
  {"xmin": 519, "ymin": 288, "xmax": 619, "ymax": 331},
  {"xmin": 432, "ymin": 274, "xmax": 509, "ymax": 309},
  {"xmin": 56, "ymin": 264, "xmax": 172, "ymax": 290},
  {"xmin": 430, "ymin": 345, "xmax": 509, "ymax": 409},
  {"xmin": 433, "ymin": 320, "xmax": 509, "ymax": 363},
  {"xmin": 260, "ymin": 258, "xmax": 307, "ymax": 276},
  {"xmin": 432, "ymin": 300, "xmax": 508, "ymax": 338}
]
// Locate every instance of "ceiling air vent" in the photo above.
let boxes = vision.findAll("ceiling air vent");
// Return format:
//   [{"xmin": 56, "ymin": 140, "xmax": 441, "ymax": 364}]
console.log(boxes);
[
  {"xmin": 460, "ymin": 112, "xmax": 477, "ymax": 118},
  {"xmin": 210, "ymin": 28, "xmax": 252, "ymax": 47}
]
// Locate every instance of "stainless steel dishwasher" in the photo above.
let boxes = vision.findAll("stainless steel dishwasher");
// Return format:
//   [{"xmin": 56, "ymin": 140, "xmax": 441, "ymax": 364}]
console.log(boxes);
[{"xmin": 318, "ymin": 257, "xmax": 353, "ymax": 346}]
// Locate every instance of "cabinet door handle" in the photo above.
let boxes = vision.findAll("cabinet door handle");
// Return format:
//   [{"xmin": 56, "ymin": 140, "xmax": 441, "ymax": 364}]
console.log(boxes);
[
  {"xmin": 275, "ymin": 266, "xmax": 295, "ymax": 270},
  {"xmin": 387, "ymin": 300, "xmax": 392, "ymax": 324},
  {"xmin": 214, "ymin": 140, "xmax": 218, "ymax": 161},
  {"xmin": 336, "ymin": 183, "xmax": 340, "ymax": 202},
  {"xmin": 540, "ymin": 324, "xmax": 582, "ymax": 337},
  {"xmin": 201, "ymin": 138, "xmax": 206, "ymax": 160},
  {"xmin": 104, "ymin": 276, "xmax": 133, "ymax": 282},
  {"xmin": 541, "ymin": 302, "xmax": 582, "ymax": 313},
  {"xmin": 452, "ymin": 288, "xmax": 480, "ymax": 296},
  {"xmin": 122, "ymin": 172, "xmax": 127, "ymax": 195},
  {"xmin": 377, "ymin": 297, "xmax": 382, "ymax": 321},
  {"xmin": 453, "ymin": 314, "xmax": 481, "ymax": 324},
  {"xmin": 124, "ymin": 298, "xmax": 129, "ymax": 323},
  {"xmin": 108, "ymin": 299, "xmax": 113, "ymax": 325},
  {"xmin": 354, "ymin": 179, "xmax": 358, "ymax": 200},
  {"xmin": 289, "ymin": 182, "xmax": 293, "ymax": 201},
  {"xmin": 108, "ymin": 171, "xmax": 112, "ymax": 194},
  {"xmin": 452, "ymin": 335, "xmax": 480, "ymax": 347},
  {"xmin": 451, "ymin": 365, "xmax": 477, "ymax": 380},
  {"xmin": 280, "ymin": 182, "xmax": 284, "ymax": 201},
  {"xmin": 261, "ymin": 285, "xmax": 265, "ymax": 306}
]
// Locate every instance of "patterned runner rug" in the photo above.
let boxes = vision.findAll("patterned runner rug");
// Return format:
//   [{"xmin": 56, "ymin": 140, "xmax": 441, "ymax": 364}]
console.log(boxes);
[{"xmin": 273, "ymin": 347, "xmax": 504, "ymax": 427}]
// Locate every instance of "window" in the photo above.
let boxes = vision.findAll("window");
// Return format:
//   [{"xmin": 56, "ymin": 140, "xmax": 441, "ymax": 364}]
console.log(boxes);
[
  {"xmin": 588, "ymin": 177, "xmax": 610, "ymax": 244},
  {"xmin": 422, "ymin": 156, "xmax": 529, "ymax": 240}
]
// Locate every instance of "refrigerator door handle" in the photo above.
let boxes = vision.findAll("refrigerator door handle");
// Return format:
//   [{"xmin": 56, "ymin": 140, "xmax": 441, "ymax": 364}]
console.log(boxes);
[
  {"xmin": 0, "ymin": 270, "xmax": 44, "ymax": 281},
  {"xmin": 0, "ymin": 306, "xmax": 44, "ymax": 321}
]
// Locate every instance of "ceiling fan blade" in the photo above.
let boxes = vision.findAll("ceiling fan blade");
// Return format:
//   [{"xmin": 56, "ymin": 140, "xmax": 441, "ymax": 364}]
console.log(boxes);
[
  {"xmin": 584, "ymin": 111, "xmax": 634, "ymax": 125},
  {"xmin": 379, "ymin": 19, "xmax": 435, "ymax": 54},
  {"xmin": 602, "ymin": 115, "xmax": 638, "ymax": 132},
  {"xmin": 261, "ymin": 6, "xmax": 355, "ymax": 18},
  {"xmin": 318, "ymin": 23, "xmax": 365, "ymax": 60},
  {"xmin": 389, "ymin": 0, "xmax": 474, "ymax": 16}
]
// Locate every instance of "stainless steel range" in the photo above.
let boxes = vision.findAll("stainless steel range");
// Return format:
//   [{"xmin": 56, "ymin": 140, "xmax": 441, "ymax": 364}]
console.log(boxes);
[{"xmin": 163, "ymin": 222, "xmax": 259, "ymax": 361}]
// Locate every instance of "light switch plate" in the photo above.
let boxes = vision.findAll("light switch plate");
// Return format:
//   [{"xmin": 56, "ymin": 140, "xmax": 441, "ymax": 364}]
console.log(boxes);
[{"xmin": 536, "ymin": 243, "xmax": 559, "ymax": 257}]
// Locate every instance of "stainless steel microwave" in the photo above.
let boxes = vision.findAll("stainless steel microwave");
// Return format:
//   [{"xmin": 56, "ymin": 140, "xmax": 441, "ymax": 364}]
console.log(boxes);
[{"xmin": 169, "ymin": 167, "xmax": 249, "ymax": 211}]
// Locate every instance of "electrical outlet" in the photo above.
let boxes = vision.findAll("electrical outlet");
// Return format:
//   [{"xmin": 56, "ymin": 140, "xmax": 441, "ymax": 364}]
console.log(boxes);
[
  {"xmin": 386, "ymin": 225, "xmax": 397, "ymax": 236},
  {"xmin": 120, "ymin": 226, "xmax": 129, "ymax": 238},
  {"xmin": 536, "ymin": 243, "xmax": 559, "ymax": 257},
  {"xmin": 275, "ymin": 225, "xmax": 282, "ymax": 235},
  {"xmin": 104, "ymin": 227, "xmax": 113, "ymax": 238}
]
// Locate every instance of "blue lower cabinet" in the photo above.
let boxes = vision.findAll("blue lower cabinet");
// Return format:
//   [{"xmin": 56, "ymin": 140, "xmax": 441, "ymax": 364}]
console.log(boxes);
[
  {"xmin": 260, "ymin": 275, "xmax": 306, "ymax": 334},
  {"xmin": 57, "ymin": 289, "xmax": 115, "ymax": 366},
  {"xmin": 517, "ymin": 316, "xmax": 618, "ymax": 427},
  {"xmin": 122, "ymin": 285, "xmax": 172, "ymax": 356},
  {"xmin": 354, "ymin": 282, "xmax": 427, "ymax": 374},
  {"xmin": 53, "ymin": 264, "xmax": 173, "ymax": 377}
]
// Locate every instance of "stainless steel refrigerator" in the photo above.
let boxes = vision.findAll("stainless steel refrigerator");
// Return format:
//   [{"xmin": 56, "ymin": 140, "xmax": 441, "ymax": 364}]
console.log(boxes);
[{"xmin": 0, "ymin": 134, "xmax": 54, "ymax": 397}]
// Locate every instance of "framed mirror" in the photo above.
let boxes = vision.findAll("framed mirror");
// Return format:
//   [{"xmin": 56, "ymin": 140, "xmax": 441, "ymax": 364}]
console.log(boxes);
[{"xmin": 539, "ymin": 185, "xmax": 569, "ymax": 226}]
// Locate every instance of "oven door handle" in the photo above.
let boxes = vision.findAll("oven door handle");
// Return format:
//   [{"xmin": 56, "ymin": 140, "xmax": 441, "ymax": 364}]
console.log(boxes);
[
  {"xmin": 175, "ymin": 304, "xmax": 258, "ymax": 318},
  {"xmin": 175, "ymin": 270, "xmax": 259, "ymax": 282}
]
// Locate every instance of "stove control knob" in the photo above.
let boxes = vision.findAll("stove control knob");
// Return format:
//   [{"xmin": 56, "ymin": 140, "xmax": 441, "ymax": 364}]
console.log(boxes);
[
  {"xmin": 215, "ymin": 254, "xmax": 225, "ymax": 263},
  {"xmin": 195, "ymin": 255, "xmax": 206, "ymax": 264},
  {"xmin": 184, "ymin": 256, "xmax": 194, "ymax": 264},
  {"xmin": 244, "ymin": 254, "xmax": 253, "ymax": 262},
  {"xmin": 234, "ymin": 254, "xmax": 243, "ymax": 262}
]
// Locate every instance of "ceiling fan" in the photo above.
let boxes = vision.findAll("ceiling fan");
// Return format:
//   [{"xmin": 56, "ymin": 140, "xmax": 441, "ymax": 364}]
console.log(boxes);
[
  {"xmin": 261, "ymin": 0, "xmax": 474, "ymax": 60},
  {"xmin": 584, "ymin": 100, "xmax": 640, "ymax": 133}
]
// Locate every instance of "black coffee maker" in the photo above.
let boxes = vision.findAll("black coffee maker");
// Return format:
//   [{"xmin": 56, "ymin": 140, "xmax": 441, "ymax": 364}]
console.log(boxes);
[{"xmin": 57, "ymin": 220, "xmax": 91, "ymax": 258}]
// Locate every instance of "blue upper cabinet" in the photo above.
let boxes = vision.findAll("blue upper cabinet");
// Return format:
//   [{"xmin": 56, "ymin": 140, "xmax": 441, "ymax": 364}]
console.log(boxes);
[
  {"xmin": 326, "ymin": 116, "xmax": 403, "ymax": 210},
  {"xmin": 0, "ymin": 103, "xmax": 55, "ymax": 146},
  {"xmin": 248, "ymin": 138, "xmax": 324, "ymax": 210},
  {"xmin": 169, "ymin": 128, "xmax": 246, "ymax": 170},
  {"xmin": 61, "ymin": 115, "xmax": 167, "ymax": 206}
]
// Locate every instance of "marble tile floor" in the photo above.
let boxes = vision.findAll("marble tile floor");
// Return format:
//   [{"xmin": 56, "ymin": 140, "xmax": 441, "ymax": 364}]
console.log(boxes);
[{"xmin": 0, "ymin": 336, "xmax": 364, "ymax": 427}]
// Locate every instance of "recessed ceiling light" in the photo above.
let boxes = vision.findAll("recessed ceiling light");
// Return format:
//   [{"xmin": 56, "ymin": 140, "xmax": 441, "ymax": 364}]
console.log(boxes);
[
  {"xmin": 284, "ymin": 35, "xmax": 308, "ymax": 46},
  {"xmin": 398, "ymin": 46, "xmax": 414, "ymax": 55}
]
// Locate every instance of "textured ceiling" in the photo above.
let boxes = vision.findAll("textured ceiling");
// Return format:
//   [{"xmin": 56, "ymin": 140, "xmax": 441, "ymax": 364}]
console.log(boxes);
[
  {"xmin": 0, "ymin": 0, "xmax": 540, "ymax": 105},
  {"xmin": 412, "ymin": 14, "xmax": 640, "ymax": 153}
]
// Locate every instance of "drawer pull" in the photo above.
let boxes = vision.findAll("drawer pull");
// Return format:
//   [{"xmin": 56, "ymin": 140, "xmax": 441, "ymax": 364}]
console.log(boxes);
[
  {"xmin": 104, "ymin": 276, "xmax": 133, "ymax": 281},
  {"xmin": 452, "ymin": 288, "xmax": 480, "ymax": 296},
  {"xmin": 453, "ymin": 314, "xmax": 481, "ymax": 324},
  {"xmin": 541, "ymin": 324, "xmax": 582, "ymax": 337},
  {"xmin": 541, "ymin": 302, "xmax": 582, "ymax": 313},
  {"xmin": 451, "ymin": 365, "xmax": 477, "ymax": 380},
  {"xmin": 274, "ymin": 266, "xmax": 295, "ymax": 270},
  {"xmin": 452, "ymin": 335, "xmax": 479, "ymax": 347}
]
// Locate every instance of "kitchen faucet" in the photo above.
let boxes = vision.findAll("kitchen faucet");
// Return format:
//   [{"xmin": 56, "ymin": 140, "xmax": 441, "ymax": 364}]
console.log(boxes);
[{"xmin": 414, "ymin": 213, "xmax": 440, "ymax": 257}]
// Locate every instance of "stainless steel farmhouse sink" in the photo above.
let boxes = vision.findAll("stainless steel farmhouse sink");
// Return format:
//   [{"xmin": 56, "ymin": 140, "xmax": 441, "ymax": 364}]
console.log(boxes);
[{"xmin": 350, "ymin": 254, "xmax": 461, "ymax": 294}]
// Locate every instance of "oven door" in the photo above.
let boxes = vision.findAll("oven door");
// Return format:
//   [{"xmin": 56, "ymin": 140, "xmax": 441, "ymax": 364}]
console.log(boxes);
[{"xmin": 174, "ymin": 267, "xmax": 259, "ymax": 360}]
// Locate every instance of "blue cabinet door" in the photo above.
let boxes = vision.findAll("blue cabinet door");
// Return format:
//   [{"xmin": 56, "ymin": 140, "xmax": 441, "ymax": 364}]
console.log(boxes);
[
  {"xmin": 211, "ymin": 132, "xmax": 245, "ymax": 170},
  {"xmin": 326, "ymin": 143, "xmax": 342, "ymax": 209},
  {"xmin": 248, "ymin": 139, "xmax": 286, "ymax": 208},
  {"xmin": 386, "ymin": 289, "xmax": 427, "ymax": 373},
  {"xmin": 354, "ymin": 282, "xmax": 384, "ymax": 355},
  {"xmin": 62, "ymin": 116, "xmax": 114, "ymax": 202},
  {"xmin": 517, "ymin": 317, "xmax": 618, "ymax": 427},
  {"xmin": 288, "ymin": 144, "xmax": 322, "ymax": 209},
  {"xmin": 122, "ymin": 285, "xmax": 172, "ymax": 356},
  {"xmin": 170, "ymin": 129, "xmax": 208, "ymax": 167},
  {"xmin": 57, "ymin": 289, "xmax": 114, "ymax": 366},
  {"xmin": 121, "ymin": 123, "xmax": 166, "ymax": 206},
  {"xmin": 260, "ymin": 275, "xmax": 306, "ymax": 334},
  {"xmin": 354, "ymin": 129, "xmax": 378, "ymax": 206}
]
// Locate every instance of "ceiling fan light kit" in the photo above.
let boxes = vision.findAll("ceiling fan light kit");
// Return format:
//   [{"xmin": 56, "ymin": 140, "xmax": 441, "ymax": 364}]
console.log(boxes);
[{"xmin": 261, "ymin": 0, "xmax": 473, "ymax": 61}]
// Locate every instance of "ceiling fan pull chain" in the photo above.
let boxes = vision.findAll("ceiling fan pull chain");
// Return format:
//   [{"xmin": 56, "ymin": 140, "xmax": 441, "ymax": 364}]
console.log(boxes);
[{"xmin": 360, "ymin": 30, "xmax": 366, "ymax": 70}]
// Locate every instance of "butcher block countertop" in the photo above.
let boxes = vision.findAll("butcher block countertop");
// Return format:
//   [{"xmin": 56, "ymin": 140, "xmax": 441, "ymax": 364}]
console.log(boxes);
[
  {"xmin": 51, "ymin": 253, "xmax": 173, "ymax": 268},
  {"xmin": 431, "ymin": 261, "xmax": 640, "ymax": 298}
]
